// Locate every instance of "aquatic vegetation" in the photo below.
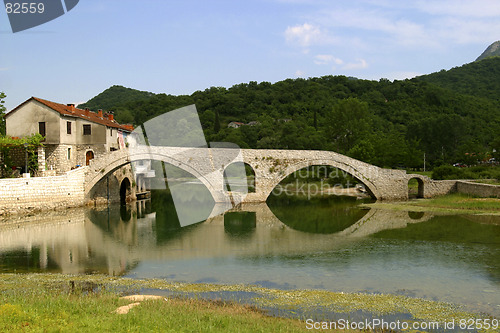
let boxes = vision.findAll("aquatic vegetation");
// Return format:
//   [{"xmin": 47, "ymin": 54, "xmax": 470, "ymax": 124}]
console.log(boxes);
[{"xmin": 0, "ymin": 273, "xmax": 496, "ymax": 332}]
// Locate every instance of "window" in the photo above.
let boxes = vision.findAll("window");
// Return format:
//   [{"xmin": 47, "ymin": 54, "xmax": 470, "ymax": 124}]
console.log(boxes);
[
  {"xmin": 110, "ymin": 128, "xmax": 113, "ymax": 136},
  {"xmin": 83, "ymin": 124, "xmax": 91, "ymax": 135},
  {"xmin": 67, "ymin": 121, "xmax": 72, "ymax": 134},
  {"xmin": 67, "ymin": 148, "xmax": 71, "ymax": 160},
  {"xmin": 39, "ymin": 122, "xmax": 46, "ymax": 137}
]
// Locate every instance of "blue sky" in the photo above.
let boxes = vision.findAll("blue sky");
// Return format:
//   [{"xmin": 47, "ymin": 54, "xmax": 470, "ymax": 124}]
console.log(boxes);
[{"xmin": 1, "ymin": 0, "xmax": 500, "ymax": 111}]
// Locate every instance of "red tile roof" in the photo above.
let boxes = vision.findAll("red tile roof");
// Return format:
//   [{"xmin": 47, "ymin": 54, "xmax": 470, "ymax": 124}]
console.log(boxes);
[{"xmin": 8, "ymin": 97, "xmax": 134, "ymax": 132}]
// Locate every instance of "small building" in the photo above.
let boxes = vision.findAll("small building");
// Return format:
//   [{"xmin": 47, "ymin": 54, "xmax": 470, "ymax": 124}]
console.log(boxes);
[
  {"xmin": 227, "ymin": 121, "xmax": 244, "ymax": 128},
  {"xmin": 5, "ymin": 97, "xmax": 134, "ymax": 175},
  {"xmin": 246, "ymin": 121, "xmax": 260, "ymax": 126}
]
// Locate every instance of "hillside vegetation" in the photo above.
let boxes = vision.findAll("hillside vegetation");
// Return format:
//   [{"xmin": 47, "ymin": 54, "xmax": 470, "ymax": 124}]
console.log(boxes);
[
  {"xmin": 78, "ymin": 85, "xmax": 154, "ymax": 111},
  {"xmin": 79, "ymin": 59, "xmax": 500, "ymax": 170},
  {"xmin": 416, "ymin": 56, "xmax": 500, "ymax": 101}
]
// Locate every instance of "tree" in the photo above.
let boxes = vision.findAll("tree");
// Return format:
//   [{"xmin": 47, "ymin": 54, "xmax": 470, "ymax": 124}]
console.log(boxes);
[
  {"xmin": 0, "ymin": 92, "xmax": 6, "ymax": 135},
  {"xmin": 313, "ymin": 109, "xmax": 317, "ymax": 130},
  {"xmin": 327, "ymin": 98, "xmax": 372, "ymax": 153},
  {"xmin": 114, "ymin": 107, "xmax": 134, "ymax": 124},
  {"xmin": 214, "ymin": 110, "xmax": 221, "ymax": 133},
  {"xmin": 491, "ymin": 137, "xmax": 500, "ymax": 160}
]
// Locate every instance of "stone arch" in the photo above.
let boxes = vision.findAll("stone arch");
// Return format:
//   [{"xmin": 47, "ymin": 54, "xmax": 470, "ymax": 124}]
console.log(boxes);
[
  {"xmin": 223, "ymin": 162, "xmax": 256, "ymax": 193},
  {"xmin": 84, "ymin": 149, "xmax": 223, "ymax": 203},
  {"xmin": 261, "ymin": 159, "xmax": 380, "ymax": 200},
  {"xmin": 120, "ymin": 177, "xmax": 132, "ymax": 204},
  {"xmin": 408, "ymin": 176, "xmax": 425, "ymax": 198}
]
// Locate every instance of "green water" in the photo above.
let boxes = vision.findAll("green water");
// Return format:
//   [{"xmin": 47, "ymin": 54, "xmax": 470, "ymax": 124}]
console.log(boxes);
[{"xmin": 0, "ymin": 191, "xmax": 499, "ymax": 318}]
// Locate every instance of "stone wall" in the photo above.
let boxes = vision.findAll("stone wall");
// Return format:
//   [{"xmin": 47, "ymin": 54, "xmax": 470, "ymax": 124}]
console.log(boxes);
[
  {"xmin": 87, "ymin": 165, "xmax": 136, "ymax": 205},
  {"xmin": 456, "ymin": 181, "xmax": 500, "ymax": 198},
  {"xmin": 0, "ymin": 167, "xmax": 86, "ymax": 215},
  {"xmin": 424, "ymin": 179, "xmax": 457, "ymax": 198},
  {"xmin": 45, "ymin": 144, "xmax": 107, "ymax": 175}
]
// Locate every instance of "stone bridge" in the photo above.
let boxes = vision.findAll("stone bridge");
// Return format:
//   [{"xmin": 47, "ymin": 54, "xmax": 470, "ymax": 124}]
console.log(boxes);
[{"xmin": 84, "ymin": 146, "xmax": 453, "ymax": 203}]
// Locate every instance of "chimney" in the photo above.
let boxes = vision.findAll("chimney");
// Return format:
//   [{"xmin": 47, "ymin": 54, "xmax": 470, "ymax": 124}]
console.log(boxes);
[
  {"xmin": 98, "ymin": 109, "xmax": 103, "ymax": 118},
  {"xmin": 67, "ymin": 103, "xmax": 75, "ymax": 111},
  {"xmin": 84, "ymin": 108, "xmax": 90, "ymax": 116},
  {"xmin": 109, "ymin": 113, "xmax": 114, "ymax": 121}
]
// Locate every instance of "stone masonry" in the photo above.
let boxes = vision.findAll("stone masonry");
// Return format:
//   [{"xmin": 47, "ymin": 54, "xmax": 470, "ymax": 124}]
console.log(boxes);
[
  {"xmin": 0, "ymin": 167, "xmax": 85, "ymax": 215},
  {"xmin": 84, "ymin": 146, "xmax": 460, "ymax": 203},
  {"xmin": 1, "ymin": 147, "xmax": 498, "ymax": 216}
]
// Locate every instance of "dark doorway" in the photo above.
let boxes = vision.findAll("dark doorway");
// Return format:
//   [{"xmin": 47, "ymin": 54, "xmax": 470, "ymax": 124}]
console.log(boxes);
[{"xmin": 86, "ymin": 151, "xmax": 94, "ymax": 166}]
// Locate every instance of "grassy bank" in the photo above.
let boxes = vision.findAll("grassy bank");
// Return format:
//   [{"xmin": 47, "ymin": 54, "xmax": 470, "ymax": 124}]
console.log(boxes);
[
  {"xmin": 0, "ymin": 274, "xmax": 308, "ymax": 333},
  {"xmin": 0, "ymin": 274, "xmax": 494, "ymax": 333},
  {"xmin": 363, "ymin": 193, "xmax": 500, "ymax": 215}
]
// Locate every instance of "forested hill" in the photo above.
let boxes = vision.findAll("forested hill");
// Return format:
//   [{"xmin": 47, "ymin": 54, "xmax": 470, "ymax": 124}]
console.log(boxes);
[
  {"xmin": 77, "ymin": 85, "xmax": 154, "ymax": 111},
  {"xmin": 416, "ymin": 56, "xmax": 500, "ymax": 101},
  {"xmin": 80, "ymin": 62, "xmax": 500, "ymax": 170}
]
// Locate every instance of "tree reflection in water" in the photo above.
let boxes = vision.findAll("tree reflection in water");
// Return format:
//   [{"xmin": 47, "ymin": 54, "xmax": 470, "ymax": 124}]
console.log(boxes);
[{"xmin": 267, "ymin": 193, "xmax": 372, "ymax": 234}]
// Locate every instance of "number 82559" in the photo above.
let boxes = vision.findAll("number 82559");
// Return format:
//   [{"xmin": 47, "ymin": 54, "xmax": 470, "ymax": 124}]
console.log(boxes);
[{"xmin": 5, "ymin": 2, "xmax": 45, "ymax": 14}]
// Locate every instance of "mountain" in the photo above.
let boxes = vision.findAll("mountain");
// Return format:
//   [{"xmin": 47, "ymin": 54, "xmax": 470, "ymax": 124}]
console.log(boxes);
[
  {"xmin": 78, "ymin": 55, "xmax": 500, "ymax": 168},
  {"xmin": 476, "ymin": 41, "xmax": 500, "ymax": 61},
  {"xmin": 77, "ymin": 85, "xmax": 154, "ymax": 111},
  {"xmin": 415, "ymin": 56, "xmax": 500, "ymax": 101}
]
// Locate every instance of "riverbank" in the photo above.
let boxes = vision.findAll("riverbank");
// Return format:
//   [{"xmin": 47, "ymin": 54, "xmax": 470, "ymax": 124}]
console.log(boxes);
[
  {"xmin": 0, "ymin": 273, "xmax": 494, "ymax": 332},
  {"xmin": 0, "ymin": 274, "xmax": 307, "ymax": 333},
  {"xmin": 362, "ymin": 193, "xmax": 500, "ymax": 215}
]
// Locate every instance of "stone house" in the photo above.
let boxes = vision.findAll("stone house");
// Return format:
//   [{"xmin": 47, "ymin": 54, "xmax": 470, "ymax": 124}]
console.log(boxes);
[{"xmin": 5, "ymin": 97, "xmax": 134, "ymax": 175}]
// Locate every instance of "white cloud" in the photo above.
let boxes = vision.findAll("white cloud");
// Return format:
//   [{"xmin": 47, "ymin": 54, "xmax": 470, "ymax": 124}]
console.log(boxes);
[
  {"xmin": 314, "ymin": 8, "xmax": 434, "ymax": 48},
  {"xmin": 284, "ymin": 23, "xmax": 333, "ymax": 47},
  {"xmin": 281, "ymin": 1, "xmax": 500, "ymax": 79},
  {"xmin": 434, "ymin": 17, "xmax": 500, "ymax": 45},
  {"xmin": 295, "ymin": 70, "xmax": 306, "ymax": 77},
  {"xmin": 342, "ymin": 59, "xmax": 368, "ymax": 70},
  {"xmin": 312, "ymin": 54, "xmax": 368, "ymax": 71},
  {"xmin": 314, "ymin": 54, "xmax": 343, "ymax": 65},
  {"xmin": 310, "ymin": 2, "xmax": 500, "ymax": 49}
]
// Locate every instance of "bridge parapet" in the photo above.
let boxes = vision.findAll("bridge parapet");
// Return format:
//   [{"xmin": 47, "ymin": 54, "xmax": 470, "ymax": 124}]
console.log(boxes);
[
  {"xmin": 240, "ymin": 149, "xmax": 410, "ymax": 201},
  {"xmin": 85, "ymin": 146, "xmax": 420, "ymax": 203}
]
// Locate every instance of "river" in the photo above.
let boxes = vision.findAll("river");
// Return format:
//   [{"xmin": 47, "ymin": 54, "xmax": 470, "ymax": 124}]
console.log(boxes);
[{"xmin": 0, "ymin": 191, "xmax": 499, "ymax": 319}]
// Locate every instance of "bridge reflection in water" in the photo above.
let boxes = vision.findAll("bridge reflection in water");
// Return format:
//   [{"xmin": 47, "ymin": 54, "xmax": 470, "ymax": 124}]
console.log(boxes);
[
  {"xmin": 0, "ymin": 197, "xmax": 431, "ymax": 276},
  {"xmin": 0, "ymin": 195, "xmax": 499, "ymax": 316}
]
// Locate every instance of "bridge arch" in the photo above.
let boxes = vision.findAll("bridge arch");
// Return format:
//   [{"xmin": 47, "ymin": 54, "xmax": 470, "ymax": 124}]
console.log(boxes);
[
  {"xmin": 408, "ymin": 176, "xmax": 424, "ymax": 198},
  {"xmin": 223, "ymin": 162, "xmax": 256, "ymax": 193},
  {"xmin": 85, "ymin": 149, "xmax": 223, "ymax": 202},
  {"xmin": 120, "ymin": 177, "xmax": 132, "ymax": 204},
  {"xmin": 259, "ymin": 159, "xmax": 381, "ymax": 200}
]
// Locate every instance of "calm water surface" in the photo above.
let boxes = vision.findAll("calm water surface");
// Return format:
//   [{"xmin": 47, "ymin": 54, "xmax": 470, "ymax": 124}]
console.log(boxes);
[{"xmin": 0, "ymin": 191, "xmax": 499, "ymax": 317}]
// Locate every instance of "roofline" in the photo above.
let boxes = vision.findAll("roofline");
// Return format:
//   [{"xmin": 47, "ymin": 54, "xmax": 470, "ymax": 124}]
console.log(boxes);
[
  {"xmin": 5, "ymin": 97, "xmax": 133, "ymax": 133},
  {"xmin": 3, "ymin": 96, "xmax": 36, "ymax": 118}
]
